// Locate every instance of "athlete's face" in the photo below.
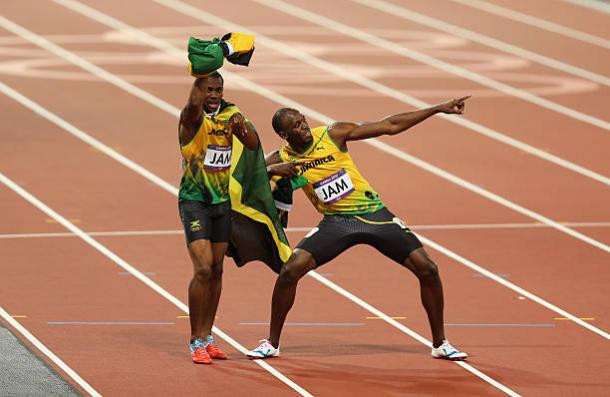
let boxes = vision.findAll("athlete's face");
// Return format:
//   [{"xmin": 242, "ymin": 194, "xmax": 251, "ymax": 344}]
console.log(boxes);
[
  {"xmin": 284, "ymin": 111, "xmax": 312, "ymax": 144},
  {"xmin": 202, "ymin": 77, "xmax": 223, "ymax": 113}
]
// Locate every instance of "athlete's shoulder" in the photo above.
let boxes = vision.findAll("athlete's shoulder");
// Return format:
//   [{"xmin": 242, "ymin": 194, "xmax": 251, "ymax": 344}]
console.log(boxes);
[
  {"xmin": 311, "ymin": 125, "xmax": 328, "ymax": 136},
  {"xmin": 279, "ymin": 142, "xmax": 294, "ymax": 160}
]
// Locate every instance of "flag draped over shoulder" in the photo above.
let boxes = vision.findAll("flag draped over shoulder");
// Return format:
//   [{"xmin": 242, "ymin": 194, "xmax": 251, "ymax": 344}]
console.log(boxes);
[{"xmin": 188, "ymin": 33, "xmax": 290, "ymax": 273}]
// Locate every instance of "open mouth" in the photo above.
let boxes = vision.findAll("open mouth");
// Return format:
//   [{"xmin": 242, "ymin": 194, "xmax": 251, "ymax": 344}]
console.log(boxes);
[{"xmin": 206, "ymin": 101, "xmax": 220, "ymax": 111}]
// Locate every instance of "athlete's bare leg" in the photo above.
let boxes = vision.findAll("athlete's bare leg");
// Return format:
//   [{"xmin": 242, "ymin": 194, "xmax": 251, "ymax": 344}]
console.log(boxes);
[
  {"xmin": 268, "ymin": 249, "xmax": 317, "ymax": 347},
  {"xmin": 188, "ymin": 240, "xmax": 226, "ymax": 340},
  {"xmin": 404, "ymin": 247, "xmax": 445, "ymax": 348}
]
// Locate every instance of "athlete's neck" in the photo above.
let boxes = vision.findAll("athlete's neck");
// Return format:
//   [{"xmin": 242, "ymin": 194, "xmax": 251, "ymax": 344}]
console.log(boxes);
[{"xmin": 288, "ymin": 135, "xmax": 313, "ymax": 154}]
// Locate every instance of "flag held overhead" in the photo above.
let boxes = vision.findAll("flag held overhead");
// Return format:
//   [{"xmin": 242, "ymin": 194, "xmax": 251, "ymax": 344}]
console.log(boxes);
[{"xmin": 187, "ymin": 33, "xmax": 255, "ymax": 77}]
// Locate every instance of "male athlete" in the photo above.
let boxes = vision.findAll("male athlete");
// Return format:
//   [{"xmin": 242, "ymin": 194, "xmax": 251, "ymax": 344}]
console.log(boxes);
[
  {"xmin": 247, "ymin": 97, "xmax": 470, "ymax": 361},
  {"xmin": 178, "ymin": 71, "xmax": 258, "ymax": 364}
]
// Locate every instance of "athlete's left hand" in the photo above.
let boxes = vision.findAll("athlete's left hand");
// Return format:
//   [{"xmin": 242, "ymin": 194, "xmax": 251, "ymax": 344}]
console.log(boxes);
[
  {"xmin": 437, "ymin": 96, "xmax": 470, "ymax": 114},
  {"xmin": 228, "ymin": 113, "xmax": 247, "ymax": 137}
]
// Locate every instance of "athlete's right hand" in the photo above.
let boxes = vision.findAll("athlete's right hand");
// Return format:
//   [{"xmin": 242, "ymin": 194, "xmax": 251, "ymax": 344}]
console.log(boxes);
[
  {"xmin": 267, "ymin": 162, "xmax": 299, "ymax": 177},
  {"xmin": 436, "ymin": 96, "xmax": 470, "ymax": 114}
]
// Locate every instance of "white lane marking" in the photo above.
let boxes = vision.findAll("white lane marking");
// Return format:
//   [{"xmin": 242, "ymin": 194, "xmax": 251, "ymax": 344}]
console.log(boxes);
[
  {"xmin": 4, "ymin": 0, "xmax": 608, "ymax": 341},
  {"xmin": 150, "ymin": 0, "xmax": 610, "ymax": 250},
  {"xmin": 12, "ymin": 1, "xmax": 608, "ymax": 394},
  {"xmin": 563, "ymin": 0, "xmax": 610, "ymax": 16},
  {"xmin": 50, "ymin": 0, "xmax": 610, "ymax": 191},
  {"xmin": 0, "ymin": 306, "xmax": 102, "ymax": 397},
  {"xmin": 417, "ymin": 234, "xmax": 610, "ymax": 340},
  {"xmin": 156, "ymin": 0, "xmax": 610, "ymax": 188},
  {"xmin": 0, "ymin": 32, "xmax": 598, "ymax": 98},
  {"xmin": 0, "ymin": 172, "xmax": 313, "ymax": 397},
  {"xmin": 451, "ymin": 0, "xmax": 610, "ymax": 49},
  {"xmin": 306, "ymin": 271, "xmax": 522, "ymax": 397},
  {"xmin": 2, "ymin": 221, "xmax": 610, "ymax": 239},
  {"xmin": 257, "ymin": 0, "xmax": 610, "ymax": 132},
  {"xmin": 0, "ymin": 230, "xmax": 185, "ymax": 239},
  {"xmin": 352, "ymin": 0, "xmax": 610, "ymax": 86}
]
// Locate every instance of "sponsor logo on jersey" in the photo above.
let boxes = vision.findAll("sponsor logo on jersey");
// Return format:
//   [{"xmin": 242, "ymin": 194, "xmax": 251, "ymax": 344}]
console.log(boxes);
[{"xmin": 298, "ymin": 154, "xmax": 335, "ymax": 175}]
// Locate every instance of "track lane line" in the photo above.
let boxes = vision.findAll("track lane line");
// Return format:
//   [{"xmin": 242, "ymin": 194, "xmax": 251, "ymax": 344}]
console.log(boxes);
[
  {"xmin": 0, "ymin": 82, "xmax": 522, "ymax": 397},
  {"xmin": 14, "ymin": 1, "xmax": 606, "ymax": 244},
  {"xmin": 0, "ymin": 306, "xmax": 102, "ymax": 397},
  {"xmin": 0, "ymin": 19, "xmax": 521, "ymax": 397},
  {"xmin": 562, "ymin": 0, "xmax": 610, "ymax": 14},
  {"xmin": 1, "ymin": 9, "xmax": 609, "ymax": 340},
  {"xmin": 158, "ymin": 0, "xmax": 610, "ymax": 186},
  {"xmin": 2, "ymin": 221, "xmax": 610, "ymax": 240},
  {"xmin": 256, "ymin": 0, "xmax": 610, "ymax": 132},
  {"xmin": 0, "ymin": 172, "xmax": 313, "ymax": 397},
  {"xmin": 417, "ymin": 236, "xmax": 609, "ymax": 340},
  {"xmin": 351, "ymin": 0, "xmax": 610, "ymax": 86},
  {"xmin": 451, "ymin": 0, "xmax": 610, "ymax": 49},
  {"xmin": 305, "ymin": 271, "xmax": 522, "ymax": 396},
  {"xmin": 50, "ymin": 0, "xmax": 610, "ymax": 188},
  {"xmin": 148, "ymin": 0, "xmax": 610, "ymax": 250}
]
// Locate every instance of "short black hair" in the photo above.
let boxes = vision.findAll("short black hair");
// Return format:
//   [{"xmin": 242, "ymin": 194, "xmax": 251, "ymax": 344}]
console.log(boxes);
[
  {"xmin": 272, "ymin": 108, "xmax": 296, "ymax": 134},
  {"xmin": 196, "ymin": 71, "xmax": 224, "ymax": 86}
]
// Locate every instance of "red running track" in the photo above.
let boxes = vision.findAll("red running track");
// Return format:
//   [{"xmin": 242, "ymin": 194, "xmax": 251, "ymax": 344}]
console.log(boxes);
[{"xmin": 1, "ymin": 0, "xmax": 609, "ymax": 395}]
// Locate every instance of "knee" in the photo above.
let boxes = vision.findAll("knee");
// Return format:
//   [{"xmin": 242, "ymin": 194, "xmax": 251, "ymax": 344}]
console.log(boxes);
[
  {"xmin": 413, "ymin": 259, "xmax": 439, "ymax": 280},
  {"xmin": 278, "ymin": 258, "xmax": 310, "ymax": 285},
  {"xmin": 210, "ymin": 261, "xmax": 223, "ymax": 281},
  {"xmin": 193, "ymin": 265, "xmax": 212, "ymax": 283}
]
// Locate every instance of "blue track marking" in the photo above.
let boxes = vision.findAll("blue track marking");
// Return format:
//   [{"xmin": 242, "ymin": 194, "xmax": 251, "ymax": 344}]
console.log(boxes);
[{"xmin": 48, "ymin": 322, "xmax": 175, "ymax": 325}]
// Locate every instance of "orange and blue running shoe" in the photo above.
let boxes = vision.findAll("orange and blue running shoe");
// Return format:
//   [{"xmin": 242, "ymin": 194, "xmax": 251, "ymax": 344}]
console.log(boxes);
[
  {"xmin": 205, "ymin": 335, "xmax": 228, "ymax": 359},
  {"xmin": 190, "ymin": 338, "xmax": 212, "ymax": 364}
]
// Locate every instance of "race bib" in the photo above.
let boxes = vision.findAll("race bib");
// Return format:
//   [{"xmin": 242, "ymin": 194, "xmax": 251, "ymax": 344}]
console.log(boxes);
[
  {"xmin": 313, "ymin": 169, "xmax": 355, "ymax": 204},
  {"xmin": 204, "ymin": 145, "xmax": 231, "ymax": 171}
]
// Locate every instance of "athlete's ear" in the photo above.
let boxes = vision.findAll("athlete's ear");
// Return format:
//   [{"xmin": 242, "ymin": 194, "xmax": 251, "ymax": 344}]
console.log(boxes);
[{"xmin": 277, "ymin": 130, "xmax": 288, "ymax": 140}]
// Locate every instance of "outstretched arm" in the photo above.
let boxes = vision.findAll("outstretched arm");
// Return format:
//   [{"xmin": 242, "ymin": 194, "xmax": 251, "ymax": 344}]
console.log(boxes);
[
  {"xmin": 179, "ymin": 79, "xmax": 206, "ymax": 146},
  {"xmin": 330, "ymin": 96, "xmax": 470, "ymax": 148}
]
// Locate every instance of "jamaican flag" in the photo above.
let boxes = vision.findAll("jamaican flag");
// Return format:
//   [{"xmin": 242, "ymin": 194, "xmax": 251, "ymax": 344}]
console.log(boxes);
[
  {"xmin": 188, "ymin": 32, "xmax": 255, "ymax": 77},
  {"xmin": 228, "ymin": 137, "xmax": 292, "ymax": 273}
]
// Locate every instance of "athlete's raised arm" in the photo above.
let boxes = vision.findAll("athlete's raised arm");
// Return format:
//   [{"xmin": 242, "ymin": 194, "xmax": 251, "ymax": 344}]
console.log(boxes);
[
  {"xmin": 179, "ymin": 78, "xmax": 210, "ymax": 145},
  {"xmin": 329, "ymin": 96, "xmax": 470, "ymax": 148}
]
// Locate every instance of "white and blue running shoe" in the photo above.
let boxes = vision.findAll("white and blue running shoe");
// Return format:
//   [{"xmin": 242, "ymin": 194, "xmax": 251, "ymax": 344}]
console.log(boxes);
[
  {"xmin": 431, "ymin": 340, "xmax": 468, "ymax": 361},
  {"xmin": 246, "ymin": 339, "xmax": 280, "ymax": 359}
]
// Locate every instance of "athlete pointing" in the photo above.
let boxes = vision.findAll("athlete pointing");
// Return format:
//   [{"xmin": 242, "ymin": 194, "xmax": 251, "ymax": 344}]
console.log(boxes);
[{"xmin": 248, "ymin": 97, "xmax": 470, "ymax": 361}]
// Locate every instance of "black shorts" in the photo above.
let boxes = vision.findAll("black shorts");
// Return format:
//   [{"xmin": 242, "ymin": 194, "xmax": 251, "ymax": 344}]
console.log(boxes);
[
  {"xmin": 178, "ymin": 199, "xmax": 231, "ymax": 244},
  {"xmin": 297, "ymin": 207, "xmax": 423, "ymax": 267}
]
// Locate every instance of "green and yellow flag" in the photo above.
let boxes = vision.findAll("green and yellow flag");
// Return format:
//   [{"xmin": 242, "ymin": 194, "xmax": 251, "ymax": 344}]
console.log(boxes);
[
  {"xmin": 188, "ymin": 33, "xmax": 255, "ymax": 77},
  {"xmin": 228, "ymin": 136, "xmax": 292, "ymax": 273}
]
